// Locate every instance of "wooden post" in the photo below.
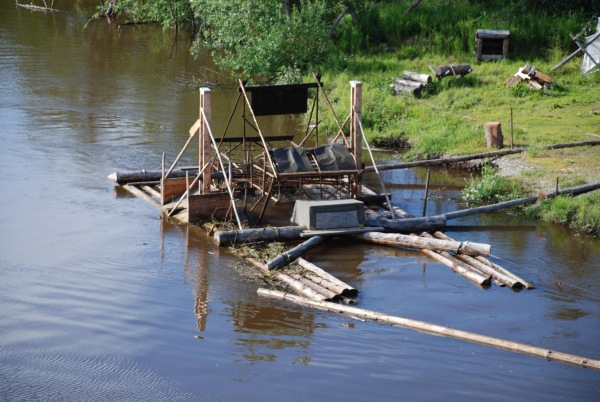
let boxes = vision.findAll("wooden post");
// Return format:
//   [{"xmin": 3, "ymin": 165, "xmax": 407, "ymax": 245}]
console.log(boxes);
[
  {"xmin": 422, "ymin": 168, "xmax": 430, "ymax": 217},
  {"xmin": 200, "ymin": 88, "xmax": 212, "ymax": 194},
  {"xmin": 484, "ymin": 122, "xmax": 503, "ymax": 148},
  {"xmin": 350, "ymin": 81, "xmax": 362, "ymax": 197}
]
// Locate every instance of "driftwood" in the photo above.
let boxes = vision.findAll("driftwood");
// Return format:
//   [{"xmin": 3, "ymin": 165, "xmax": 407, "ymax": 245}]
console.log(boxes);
[
  {"xmin": 108, "ymin": 168, "xmax": 224, "ymax": 185},
  {"xmin": 353, "ymin": 232, "xmax": 490, "ymax": 256},
  {"xmin": 214, "ymin": 226, "xmax": 306, "ymax": 247},
  {"xmin": 16, "ymin": 2, "xmax": 58, "ymax": 12},
  {"xmin": 257, "ymin": 288, "xmax": 600, "ymax": 371},
  {"xmin": 266, "ymin": 235, "xmax": 329, "ymax": 270}
]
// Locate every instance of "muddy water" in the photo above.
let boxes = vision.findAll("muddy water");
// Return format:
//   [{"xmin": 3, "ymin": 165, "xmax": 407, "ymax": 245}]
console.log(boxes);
[{"xmin": 1, "ymin": 2, "xmax": 599, "ymax": 401}]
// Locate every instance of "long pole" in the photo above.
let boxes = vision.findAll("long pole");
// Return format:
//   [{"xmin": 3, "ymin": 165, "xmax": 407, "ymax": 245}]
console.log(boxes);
[
  {"xmin": 257, "ymin": 288, "xmax": 600, "ymax": 371},
  {"xmin": 352, "ymin": 104, "xmax": 395, "ymax": 219},
  {"xmin": 199, "ymin": 90, "xmax": 243, "ymax": 230}
]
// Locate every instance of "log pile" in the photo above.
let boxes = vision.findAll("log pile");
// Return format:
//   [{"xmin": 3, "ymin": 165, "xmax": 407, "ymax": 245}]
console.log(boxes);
[
  {"xmin": 506, "ymin": 64, "xmax": 553, "ymax": 91},
  {"xmin": 391, "ymin": 70, "xmax": 432, "ymax": 97}
]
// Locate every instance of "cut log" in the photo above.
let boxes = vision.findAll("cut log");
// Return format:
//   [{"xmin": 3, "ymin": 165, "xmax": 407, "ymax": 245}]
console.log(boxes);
[
  {"xmin": 484, "ymin": 122, "xmax": 504, "ymax": 148},
  {"xmin": 297, "ymin": 257, "xmax": 358, "ymax": 298},
  {"xmin": 289, "ymin": 273, "xmax": 338, "ymax": 301},
  {"xmin": 391, "ymin": 83, "xmax": 424, "ymax": 97},
  {"xmin": 473, "ymin": 255, "xmax": 535, "ymax": 289},
  {"xmin": 394, "ymin": 78, "xmax": 425, "ymax": 88},
  {"xmin": 420, "ymin": 248, "xmax": 491, "ymax": 286},
  {"xmin": 432, "ymin": 232, "xmax": 523, "ymax": 288},
  {"xmin": 257, "ymin": 288, "xmax": 600, "ymax": 371},
  {"xmin": 402, "ymin": 71, "xmax": 432, "ymax": 84},
  {"xmin": 266, "ymin": 235, "xmax": 329, "ymax": 270},
  {"xmin": 353, "ymin": 232, "xmax": 490, "ymax": 256},
  {"xmin": 245, "ymin": 258, "xmax": 328, "ymax": 301},
  {"xmin": 434, "ymin": 64, "xmax": 472, "ymax": 78},
  {"xmin": 214, "ymin": 226, "xmax": 306, "ymax": 247}
]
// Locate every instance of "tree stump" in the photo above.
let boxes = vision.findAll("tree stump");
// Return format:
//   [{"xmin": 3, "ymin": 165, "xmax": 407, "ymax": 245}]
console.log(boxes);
[{"xmin": 484, "ymin": 122, "xmax": 503, "ymax": 148}]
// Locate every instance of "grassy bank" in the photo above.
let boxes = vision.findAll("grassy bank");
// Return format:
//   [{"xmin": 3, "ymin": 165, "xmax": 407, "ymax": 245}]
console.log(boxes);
[{"xmin": 317, "ymin": 1, "xmax": 600, "ymax": 234}]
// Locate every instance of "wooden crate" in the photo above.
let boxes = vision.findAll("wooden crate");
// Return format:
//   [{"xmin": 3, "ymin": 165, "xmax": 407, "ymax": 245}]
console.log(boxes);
[{"xmin": 476, "ymin": 29, "xmax": 510, "ymax": 61}]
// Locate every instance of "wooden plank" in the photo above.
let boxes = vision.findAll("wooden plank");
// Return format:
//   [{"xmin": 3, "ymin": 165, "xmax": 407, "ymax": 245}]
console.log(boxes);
[
  {"xmin": 187, "ymin": 192, "xmax": 232, "ymax": 222},
  {"xmin": 161, "ymin": 177, "xmax": 198, "ymax": 205},
  {"xmin": 257, "ymin": 288, "xmax": 600, "ymax": 371}
]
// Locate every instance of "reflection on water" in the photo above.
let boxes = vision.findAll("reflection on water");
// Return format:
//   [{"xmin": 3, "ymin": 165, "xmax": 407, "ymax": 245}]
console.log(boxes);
[{"xmin": 1, "ymin": 1, "xmax": 600, "ymax": 401}]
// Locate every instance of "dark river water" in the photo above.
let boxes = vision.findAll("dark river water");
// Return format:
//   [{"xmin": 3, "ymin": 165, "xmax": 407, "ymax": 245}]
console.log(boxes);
[{"xmin": 1, "ymin": 2, "xmax": 599, "ymax": 400}]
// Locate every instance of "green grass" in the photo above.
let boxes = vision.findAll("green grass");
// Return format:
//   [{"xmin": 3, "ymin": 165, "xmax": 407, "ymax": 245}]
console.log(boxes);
[
  {"xmin": 314, "ymin": 1, "xmax": 600, "ymax": 235},
  {"xmin": 527, "ymin": 193, "xmax": 600, "ymax": 235}
]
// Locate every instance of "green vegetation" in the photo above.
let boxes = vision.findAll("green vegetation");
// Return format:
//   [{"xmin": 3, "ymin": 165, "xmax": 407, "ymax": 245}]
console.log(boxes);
[
  {"xmin": 461, "ymin": 163, "xmax": 524, "ymax": 203},
  {"xmin": 527, "ymin": 193, "xmax": 600, "ymax": 235}
]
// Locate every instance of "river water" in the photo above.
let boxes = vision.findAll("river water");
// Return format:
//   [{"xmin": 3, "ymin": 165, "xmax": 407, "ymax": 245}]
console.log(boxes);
[{"xmin": 1, "ymin": 2, "xmax": 599, "ymax": 401}]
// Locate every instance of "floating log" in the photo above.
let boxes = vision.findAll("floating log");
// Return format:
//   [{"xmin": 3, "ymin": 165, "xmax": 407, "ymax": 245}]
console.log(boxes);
[
  {"xmin": 420, "ymin": 247, "xmax": 491, "ymax": 286},
  {"xmin": 364, "ymin": 215, "xmax": 447, "ymax": 232},
  {"xmin": 245, "ymin": 257, "xmax": 328, "ymax": 302},
  {"xmin": 214, "ymin": 226, "xmax": 306, "ymax": 247},
  {"xmin": 266, "ymin": 235, "xmax": 329, "ymax": 270},
  {"xmin": 432, "ymin": 232, "xmax": 522, "ymax": 288},
  {"xmin": 257, "ymin": 288, "xmax": 600, "ymax": 371},
  {"xmin": 473, "ymin": 255, "xmax": 535, "ymax": 289},
  {"xmin": 402, "ymin": 71, "xmax": 432, "ymax": 84},
  {"xmin": 108, "ymin": 168, "xmax": 224, "ymax": 185},
  {"xmin": 297, "ymin": 257, "xmax": 358, "ymax": 298},
  {"xmin": 417, "ymin": 232, "xmax": 491, "ymax": 286},
  {"xmin": 289, "ymin": 273, "xmax": 338, "ymax": 301},
  {"xmin": 353, "ymin": 232, "xmax": 490, "ymax": 256},
  {"xmin": 122, "ymin": 184, "xmax": 161, "ymax": 208}
]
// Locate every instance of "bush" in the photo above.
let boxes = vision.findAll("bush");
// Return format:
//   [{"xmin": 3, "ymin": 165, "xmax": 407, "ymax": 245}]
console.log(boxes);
[{"xmin": 461, "ymin": 163, "xmax": 524, "ymax": 203}]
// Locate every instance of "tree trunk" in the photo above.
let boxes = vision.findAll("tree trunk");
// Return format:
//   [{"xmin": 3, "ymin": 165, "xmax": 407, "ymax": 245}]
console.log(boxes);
[
  {"xmin": 214, "ymin": 226, "xmax": 305, "ymax": 247},
  {"xmin": 484, "ymin": 122, "xmax": 504, "ymax": 148}
]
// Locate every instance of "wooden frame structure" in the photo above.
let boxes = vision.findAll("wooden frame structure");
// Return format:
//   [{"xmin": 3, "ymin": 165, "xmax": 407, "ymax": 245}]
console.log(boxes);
[{"xmin": 158, "ymin": 78, "xmax": 385, "ymax": 226}]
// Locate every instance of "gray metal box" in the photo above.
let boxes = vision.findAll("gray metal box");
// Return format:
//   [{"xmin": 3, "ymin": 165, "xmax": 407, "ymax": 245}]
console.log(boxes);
[{"xmin": 291, "ymin": 199, "xmax": 365, "ymax": 230}]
